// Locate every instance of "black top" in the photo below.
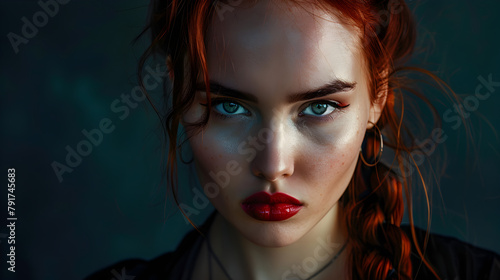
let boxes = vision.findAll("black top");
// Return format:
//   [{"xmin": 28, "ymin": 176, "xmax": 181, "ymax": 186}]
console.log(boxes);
[{"xmin": 86, "ymin": 211, "xmax": 500, "ymax": 280}]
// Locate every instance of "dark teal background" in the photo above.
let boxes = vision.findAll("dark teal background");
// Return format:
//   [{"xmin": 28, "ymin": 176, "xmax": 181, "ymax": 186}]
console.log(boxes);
[{"xmin": 0, "ymin": 0, "xmax": 499, "ymax": 279}]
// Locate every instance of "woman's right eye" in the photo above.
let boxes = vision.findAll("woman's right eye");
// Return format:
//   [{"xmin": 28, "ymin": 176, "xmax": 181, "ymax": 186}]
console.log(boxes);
[
  {"xmin": 214, "ymin": 99, "xmax": 248, "ymax": 115},
  {"xmin": 199, "ymin": 98, "xmax": 250, "ymax": 119}
]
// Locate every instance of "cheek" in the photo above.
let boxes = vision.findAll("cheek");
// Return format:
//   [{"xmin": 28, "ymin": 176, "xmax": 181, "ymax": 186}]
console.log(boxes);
[
  {"xmin": 187, "ymin": 128, "xmax": 247, "ymax": 201},
  {"xmin": 305, "ymin": 111, "xmax": 364, "ymax": 164},
  {"xmin": 188, "ymin": 131, "xmax": 231, "ymax": 182},
  {"xmin": 297, "ymin": 112, "xmax": 366, "ymax": 200}
]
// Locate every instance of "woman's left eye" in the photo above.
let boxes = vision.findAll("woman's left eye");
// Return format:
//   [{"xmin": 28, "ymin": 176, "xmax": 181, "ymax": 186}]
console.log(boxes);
[{"xmin": 300, "ymin": 101, "xmax": 343, "ymax": 117}]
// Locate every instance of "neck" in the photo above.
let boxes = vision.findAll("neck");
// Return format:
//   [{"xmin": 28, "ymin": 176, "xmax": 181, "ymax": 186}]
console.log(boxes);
[{"xmin": 208, "ymin": 204, "xmax": 349, "ymax": 280}]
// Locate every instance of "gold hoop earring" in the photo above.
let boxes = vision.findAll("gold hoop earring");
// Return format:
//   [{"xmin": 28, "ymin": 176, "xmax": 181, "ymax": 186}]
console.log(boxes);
[{"xmin": 359, "ymin": 121, "xmax": 384, "ymax": 167}]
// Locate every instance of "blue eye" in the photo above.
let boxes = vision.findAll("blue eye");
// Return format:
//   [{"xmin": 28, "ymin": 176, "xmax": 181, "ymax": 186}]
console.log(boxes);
[
  {"xmin": 199, "ymin": 98, "xmax": 349, "ymax": 121},
  {"xmin": 198, "ymin": 98, "xmax": 250, "ymax": 120},
  {"xmin": 301, "ymin": 101, "xmax": 344, "ymax": 117},
  {"xmin": 213, "ymin": 99, "xmax": 249, "ymax": 115}
]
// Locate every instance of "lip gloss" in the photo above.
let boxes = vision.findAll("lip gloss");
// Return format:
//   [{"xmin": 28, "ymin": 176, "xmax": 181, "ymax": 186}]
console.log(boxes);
[{"xmin": 241, "ymin": 191, "xmax": 303, "ymax": 221}]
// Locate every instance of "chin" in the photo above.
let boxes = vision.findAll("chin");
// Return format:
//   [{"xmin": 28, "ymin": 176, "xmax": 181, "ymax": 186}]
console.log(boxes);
[{"xmin": 236, "ymin": 219, "xmax": 308, "ymax": 248}]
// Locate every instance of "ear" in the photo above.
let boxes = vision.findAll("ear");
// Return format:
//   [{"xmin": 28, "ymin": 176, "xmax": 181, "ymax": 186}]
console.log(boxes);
[{"xmin": 367, "ymin": 71, "xmax": 389, "ymax": 129}]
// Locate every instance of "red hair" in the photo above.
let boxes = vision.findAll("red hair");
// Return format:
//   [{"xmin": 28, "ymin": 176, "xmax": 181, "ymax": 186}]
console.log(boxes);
[{"xmin": 136, "ymin": 0, "xmax": 457, "ymax": 279}]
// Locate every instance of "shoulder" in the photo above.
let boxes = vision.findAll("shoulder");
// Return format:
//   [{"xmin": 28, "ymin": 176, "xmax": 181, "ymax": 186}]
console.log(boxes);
[
  {"xmin": 84, "ymin": 222, "xmax": 209, "ymax": 280},
  {"xmin": 400, "ymin": 224, "xmax": 500, "ymax": 280}
]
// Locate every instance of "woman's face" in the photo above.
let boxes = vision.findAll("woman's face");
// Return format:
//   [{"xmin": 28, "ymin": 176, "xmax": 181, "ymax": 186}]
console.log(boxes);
[{"xmin": 182, "ymin": 1, "xmax": 384, "ymax": 247}]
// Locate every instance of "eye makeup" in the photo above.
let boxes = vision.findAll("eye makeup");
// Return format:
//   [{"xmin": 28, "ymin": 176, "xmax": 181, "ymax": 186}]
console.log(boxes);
[{"xmin": 199, "ymin": 97, "xmax": 350, "ymax": 122}]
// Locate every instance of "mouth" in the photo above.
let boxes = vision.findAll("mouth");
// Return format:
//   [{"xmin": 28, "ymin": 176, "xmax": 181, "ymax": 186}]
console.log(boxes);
[{"xmin": 241, "ymin": 191, "xmax": 303, "ymax": 221}]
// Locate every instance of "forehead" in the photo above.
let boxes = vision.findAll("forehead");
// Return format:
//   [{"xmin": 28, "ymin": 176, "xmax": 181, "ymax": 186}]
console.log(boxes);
[{"xmin": 204, "ymin": 0, "xmax": 363, "ymax": 96}]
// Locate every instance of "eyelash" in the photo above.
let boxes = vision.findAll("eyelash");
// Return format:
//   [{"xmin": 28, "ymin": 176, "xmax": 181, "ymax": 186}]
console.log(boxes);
[
  {"xmin": 199, "ymin": 98, "xmax": 251, "ymax": 120},
  {"xmin": 199, "ymin": 97, "xmax": 350, "ymax": 122}
]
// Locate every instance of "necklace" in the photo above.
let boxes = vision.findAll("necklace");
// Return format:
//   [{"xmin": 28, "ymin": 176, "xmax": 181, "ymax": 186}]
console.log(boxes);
[{"xmin": 205, "ymin": 233, "xmax": 348, "ymax": 280}]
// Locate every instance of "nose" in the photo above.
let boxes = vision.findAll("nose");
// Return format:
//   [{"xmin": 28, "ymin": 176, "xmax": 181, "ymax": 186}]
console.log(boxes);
[{"xmin": 250, "ymin": 120, "xmax": 295, "ymax": 182}]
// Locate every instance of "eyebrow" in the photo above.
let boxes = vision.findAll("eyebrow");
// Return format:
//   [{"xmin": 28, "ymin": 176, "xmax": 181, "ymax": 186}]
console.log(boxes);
[{"xmin": 194, "ymin": 79, "xmax": 356, "ymax": 104}]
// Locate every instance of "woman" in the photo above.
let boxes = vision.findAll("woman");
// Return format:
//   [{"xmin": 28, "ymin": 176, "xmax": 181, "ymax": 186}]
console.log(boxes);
[{"xmin": 87, "ymin": 0, "xmax": 499, "ymax": 279}]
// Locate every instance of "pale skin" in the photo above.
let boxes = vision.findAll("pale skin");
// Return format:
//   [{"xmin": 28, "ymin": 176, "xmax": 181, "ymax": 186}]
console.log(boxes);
[{"xmin": 177, "ymin": 1, "xmax": 387, "ymax": 279}]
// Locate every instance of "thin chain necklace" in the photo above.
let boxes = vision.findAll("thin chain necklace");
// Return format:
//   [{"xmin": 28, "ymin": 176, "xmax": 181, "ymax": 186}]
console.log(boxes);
[{"xmin": 205, "ymin": 233, "xmax": 348, "ymax": 280}]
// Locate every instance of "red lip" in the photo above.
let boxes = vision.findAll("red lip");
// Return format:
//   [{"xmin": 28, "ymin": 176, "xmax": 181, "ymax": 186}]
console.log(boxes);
[{"xmin": 241, "ymin": 191, "xmax": 303, "ymax": 221}]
